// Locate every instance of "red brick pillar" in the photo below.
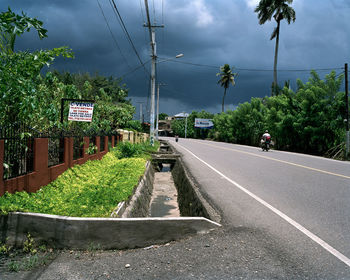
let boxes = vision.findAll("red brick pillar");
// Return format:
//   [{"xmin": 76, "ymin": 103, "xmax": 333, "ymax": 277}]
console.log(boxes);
[
  {"xmin": 68, "ymin": 137, "xmax": 74, "ymax": 168},
  {"xmin": 0, "ymin": 140, "xmax": 4, "ymax": 196},
  {"xmin": 82, "ymin": 136, "xmax": 89, "ymax": 163},
  {"xmin": 64, "ymin": 137, "xmax": 70, "ymax": 167},
  {"xmin": 96, "ymin": 136, "xmax": 100, "ymax": 153},
  {"xmin": 29, "ymin": 138, "xmax": 49, "ymax": 192}
]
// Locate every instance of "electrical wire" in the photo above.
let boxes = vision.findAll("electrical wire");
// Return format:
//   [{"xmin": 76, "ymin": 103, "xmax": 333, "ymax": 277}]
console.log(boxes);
[
  {"xmin": 119, "ymin": 59, "xmax": 151, "ymax": 79},
  {"xmin": 161, "ymin": 58, "xmax": 344, "ymax": 73},
  {"xmin": 96, "ymin": 0, "xmax": 132, "ymax": 70},
  {"xmin": 139, "ymin": 0, "xmax": 149, "ymax": 46},
  {"xmin": 109, "ymin": 0, "xmax": 150, "ymax": 77}
]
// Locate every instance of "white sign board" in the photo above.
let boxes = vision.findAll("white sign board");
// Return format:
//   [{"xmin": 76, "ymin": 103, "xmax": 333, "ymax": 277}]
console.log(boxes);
[
  {"xmin": 68, "ymin": 102, "xmax": 94, "ymax": 122},
  {"xmin": 194, "ymin": 118, "xmax": 214, "ymax": 129}
]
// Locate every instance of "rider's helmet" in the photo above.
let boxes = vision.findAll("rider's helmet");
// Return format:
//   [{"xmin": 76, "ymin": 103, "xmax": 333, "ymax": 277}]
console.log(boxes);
[{"xmin": 265, "ymin": 130, "xmax": 268, "ymax": 133}]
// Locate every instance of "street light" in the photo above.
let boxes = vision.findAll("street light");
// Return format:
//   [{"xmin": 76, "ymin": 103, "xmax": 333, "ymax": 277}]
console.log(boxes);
[{"xmin": 157, "ymin": 53, "xmax": 184, "ymax": 64}]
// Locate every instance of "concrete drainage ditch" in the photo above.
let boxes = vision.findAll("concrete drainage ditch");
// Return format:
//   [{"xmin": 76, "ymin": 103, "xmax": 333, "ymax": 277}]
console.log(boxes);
[{"xmin": 0, "ymin": 140, "xmax": 221, "ymax": 250}]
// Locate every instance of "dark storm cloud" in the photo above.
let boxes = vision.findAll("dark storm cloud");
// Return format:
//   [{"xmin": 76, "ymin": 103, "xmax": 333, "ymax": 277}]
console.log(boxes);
[{"xmin": 2, "ymin": 0, "xmax": 350, "ymax": 118}]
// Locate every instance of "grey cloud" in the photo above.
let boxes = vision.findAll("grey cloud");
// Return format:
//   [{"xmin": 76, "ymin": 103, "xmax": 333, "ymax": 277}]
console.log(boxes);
[{"xmin": 2, "ymin": 0, "xmax": 349, "ymax": 118}]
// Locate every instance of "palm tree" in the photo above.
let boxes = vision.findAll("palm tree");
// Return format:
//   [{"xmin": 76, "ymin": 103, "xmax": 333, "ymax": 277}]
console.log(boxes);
[
  {"xmin": 255, "ymin": 0, "xmax": 296, "ymax": 96},
  {"xmin": 217, "ymin": 64, "xmax": 237, "ymax": 113}
]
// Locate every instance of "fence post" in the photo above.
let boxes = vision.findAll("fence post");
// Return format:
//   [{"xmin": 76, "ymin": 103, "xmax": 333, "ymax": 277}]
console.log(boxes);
[
  {"xmin": 83, "ymin": 137, "xmax": 89, "ymax": 162},
  {"xmin": 0, "ymin": 140, "xmax": 4, "ymax": 196},
  {"xmin": 29, "ymin": 138, "xmax": 49, "ymax": 192},
  {"xmin": 68, "ymin": 137, "xmax": 74, "ymax": 168},
  {"xmin": 96, "ymin": 136, "xmax": 100, "ymax": 153}
]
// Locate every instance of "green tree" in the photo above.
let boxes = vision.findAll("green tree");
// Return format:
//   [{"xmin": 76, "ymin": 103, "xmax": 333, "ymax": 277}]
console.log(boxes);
[
  {"xmin": 217, "ymin": 64, "xmax": 237, "ymax": 113},
  {"xmin": 0, "ymin": 7, "xmax": 47, "ymax": 53},
  {"xmin": 158, "ymin": 113, "xmax": 168, "ymax": 120},
  {"xmin": 255, "ymin": 0, "xmax": 296, "ymax": 96}
]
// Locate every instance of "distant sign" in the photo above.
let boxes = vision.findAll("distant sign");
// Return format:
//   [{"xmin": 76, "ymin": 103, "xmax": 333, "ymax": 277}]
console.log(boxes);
[
  {"xmin": 68, "ymin": 102, "xmax": 94, "ymax": 122},
  {"xmin": 194, "ymin": 118, "xmax": 214, "ymax": 129}
]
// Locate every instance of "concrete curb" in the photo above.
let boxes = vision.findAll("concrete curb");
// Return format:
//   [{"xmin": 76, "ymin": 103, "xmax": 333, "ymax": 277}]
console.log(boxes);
[{"xmin": 0, "ymin": 212, "xmax": 221, "ymax": 250}]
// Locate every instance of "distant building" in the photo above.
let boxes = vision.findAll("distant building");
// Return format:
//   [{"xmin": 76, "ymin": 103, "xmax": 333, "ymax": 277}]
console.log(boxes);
[{"xmin": 158, "ymin": 119, "xmax": 173, "ymax": 136}]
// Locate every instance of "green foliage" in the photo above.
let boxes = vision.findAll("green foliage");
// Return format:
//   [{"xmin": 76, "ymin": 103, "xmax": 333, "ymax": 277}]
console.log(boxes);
[
  {"xmin": 0, "ymin": 240, "xmax": 12, "ymax": 255},
  {"xmin": 125, "ymin": 120, "xmax": 143, "ymax": 132},
  {"xmin": 0, "ymin": 9, "xmax": 135, "ymax": 131},
  {"xmin": 23, "ymin": 233, "xmax": 37, "ymax": 255},
  {"xmin": 112, "ymin": 141, "xmax": 159, "ymax": 159},
  {"xmin": 158, "ymin": 112, "xmax": 168, "ymax": 120},
  {"xmin": 217, "ymin": 64, "xmax": 237, "ymax": 112},
  {"xmin": 86, "ymin": 144, "xmax": 98, "ymax": 155},
  {"xmin": 209, "ymin": 70, "xmax": 347, "ymax": 156},
  {"xmin": 0, "ymin": 7, "xmax": 47, "ymax": 53},
  {"xmin": 0, "ymin": 152, "xmax": 147, "ymax": 217}
]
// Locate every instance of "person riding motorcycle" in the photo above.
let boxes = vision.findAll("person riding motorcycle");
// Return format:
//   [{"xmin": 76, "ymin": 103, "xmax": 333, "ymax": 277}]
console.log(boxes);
[{"xmin": 261, "ymin": 130, "xmax": 271, "ymax": 151}]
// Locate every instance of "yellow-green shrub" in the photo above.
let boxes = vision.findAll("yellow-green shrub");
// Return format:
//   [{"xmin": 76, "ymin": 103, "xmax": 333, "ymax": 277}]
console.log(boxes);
[{"xmin": 0, "ymin": 152, "xmax": 146, "ymax": 217}]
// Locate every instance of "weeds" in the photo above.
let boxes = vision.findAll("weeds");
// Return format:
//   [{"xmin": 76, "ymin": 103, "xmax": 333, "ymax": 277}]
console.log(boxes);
[{"xmin": 0, "ymin": 233, "xmax": 57, "ymax": 273}]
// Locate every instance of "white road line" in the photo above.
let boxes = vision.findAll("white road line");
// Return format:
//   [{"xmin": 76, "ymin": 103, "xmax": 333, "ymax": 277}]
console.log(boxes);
[{"xmin": 180, "ymin": 145, "xmax": 350, "ymax": 267}]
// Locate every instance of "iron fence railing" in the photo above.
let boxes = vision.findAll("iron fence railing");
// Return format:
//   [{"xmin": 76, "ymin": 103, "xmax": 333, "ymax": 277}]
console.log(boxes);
[
  {"xmin": 48, "ymin": 138, "xmax": 65, "ymax": 167},
  {"xmin": 100, "ymin": 136, "xmax": 105, "ymax": 152},
  {"xmin": 3, "ymin": 135, "xmax": 34, "ymax": 180},
  {"xmin": 73, "ymin": 137, "xmax": 84, "ymax": 160}
]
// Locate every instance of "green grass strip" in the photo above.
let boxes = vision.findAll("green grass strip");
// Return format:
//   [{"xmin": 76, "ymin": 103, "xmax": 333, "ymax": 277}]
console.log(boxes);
[{"xmin": 0, "ymin": 152, "xmax": 147, "ymax": 217}]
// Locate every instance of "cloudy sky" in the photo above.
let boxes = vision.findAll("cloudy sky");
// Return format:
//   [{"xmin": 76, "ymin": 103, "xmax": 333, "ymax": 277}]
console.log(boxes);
[{"xmin": 3, "ymin": 0, "xmax": 350, "ymax": 120}]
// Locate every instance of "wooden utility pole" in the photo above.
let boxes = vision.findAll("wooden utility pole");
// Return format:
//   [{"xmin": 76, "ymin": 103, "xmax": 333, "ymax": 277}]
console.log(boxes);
[
  {"xmin": 156, "ymin": 83, "xmax": 166, "ymax": 140},
  {"xmin": 144, "ymin": 0, "xmax": 163, "ymax": 146}
]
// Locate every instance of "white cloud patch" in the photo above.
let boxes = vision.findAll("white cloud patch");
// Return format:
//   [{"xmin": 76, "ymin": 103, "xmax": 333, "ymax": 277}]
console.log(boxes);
[
  {"xmin": 191, "ymin": 0, "xmax": 214, "ymax": 27},
  {"xmin": 245, "ymin": 0, "xmax": 259, "ymax": 9}
]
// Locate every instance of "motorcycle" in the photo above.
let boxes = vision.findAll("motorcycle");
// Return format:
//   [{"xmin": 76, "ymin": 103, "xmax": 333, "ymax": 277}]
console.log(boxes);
[
  {"xmin": 175, "ymin": 135, "xmax": 179, "ymax": 142},
  {"xmin": 261, "ymin": 137, "xmax": 271, "ymax": 151}
]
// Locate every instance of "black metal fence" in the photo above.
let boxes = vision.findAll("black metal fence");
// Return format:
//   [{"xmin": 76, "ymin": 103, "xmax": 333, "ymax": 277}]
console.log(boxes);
[
  {"xmin": 100, "ymin": 135, "xmax": 105, "ymax": 152},
  {"xmin": 1, "ymin": 123, "xmax": 35, "ymax": 179},
  {"xmin": 73, "ymin": 137, "xmax": 84, "ymax": 160}
]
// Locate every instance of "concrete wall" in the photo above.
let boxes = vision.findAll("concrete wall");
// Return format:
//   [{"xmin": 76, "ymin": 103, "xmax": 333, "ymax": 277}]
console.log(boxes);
[
  {"xmin": 170, "ymin": 145, "xmax": 221, "ymax": 224},
  {"xmin": 0, "ymin": 213, "xmax": 220, "ymax": 250}
]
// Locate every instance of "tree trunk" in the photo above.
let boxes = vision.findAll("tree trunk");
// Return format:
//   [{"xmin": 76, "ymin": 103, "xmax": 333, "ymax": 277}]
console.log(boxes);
[
  {"xmin": 273, "ymin": 20, "xmax": 280, "ymax": 96},
  {"xmin": 222, "ymin": 87, "xmax": 227, "ymax": 113}
]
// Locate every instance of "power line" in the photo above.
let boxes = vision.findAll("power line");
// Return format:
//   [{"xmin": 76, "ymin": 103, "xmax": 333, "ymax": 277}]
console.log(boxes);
[
  {"xmin": 96, "ymin": 0, "xmax": 131, "ymax": 70},
  {"xmin": 119, "ymin": 59, "xmax": 151, "ymax": 79},
  {"xmin": 161, "ymin": 58, "xmax": 344, "ymax": 73},
  {"xmin": 109, "ymin": 0, "xmax": 150, "ymax": 77}
]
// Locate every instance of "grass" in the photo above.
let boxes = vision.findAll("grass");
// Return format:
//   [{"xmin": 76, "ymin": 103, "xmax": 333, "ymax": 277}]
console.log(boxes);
[{"xmin": 0, "ymin": 141, "xmax": 159, "ymax": 217}]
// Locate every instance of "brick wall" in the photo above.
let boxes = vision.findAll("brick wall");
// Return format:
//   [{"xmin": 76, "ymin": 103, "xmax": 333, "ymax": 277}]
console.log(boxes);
[{"xmin": 0, "ymin": 135, "xmax": 122, "ymax": 196}]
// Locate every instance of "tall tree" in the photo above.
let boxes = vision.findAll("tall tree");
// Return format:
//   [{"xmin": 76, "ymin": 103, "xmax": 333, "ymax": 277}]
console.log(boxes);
[
  {"xmin": 217, "ymin": 64, "xmax": 237, "ymax": 113},
  {"xmin": 255, "ymin": 0, "xmax": 296, "ymax": 96},
  {"xmin": 0, "ymin": 7, "xmax": 47, "ymax": 53}
]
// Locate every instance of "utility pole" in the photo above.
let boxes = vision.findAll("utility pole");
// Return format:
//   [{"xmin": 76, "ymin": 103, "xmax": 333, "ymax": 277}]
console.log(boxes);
[
  {"xmin": 345, "ymin": 63, "xmax": 349, "ymax": 159},
  {"xmin": 136, "ymin": 102, "xmax": 144, "ymax": 123},
  {"xmin": 156, "ymin": 83, "xmax": 166, "ymax": 140},
  {"xmin": 144, "ymin": 0, "xmax": 163, "ymax": 146}
]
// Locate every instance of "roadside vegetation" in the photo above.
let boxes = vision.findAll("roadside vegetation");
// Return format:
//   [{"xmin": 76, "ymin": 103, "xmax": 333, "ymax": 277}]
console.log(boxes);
[
  {"xmin": 172, "ymin": 70, "xmax": 347, "ymax": 158},
  {"xmin": 0, "ymin": 8, "xmax": 143, "ymax": 133},
  {"xmin": 0, "ymin": 141, "xmax": 159, "ymax": 217}
]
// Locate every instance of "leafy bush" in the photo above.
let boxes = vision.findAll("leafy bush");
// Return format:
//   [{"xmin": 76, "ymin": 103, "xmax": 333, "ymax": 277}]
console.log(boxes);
[
  {"xmin": 0, "ymin": 152, "xmax": 147, "ymax": 217},
  {"xmin": 113, "ymin": 141, "xmax": 159, "ymax": 159}
]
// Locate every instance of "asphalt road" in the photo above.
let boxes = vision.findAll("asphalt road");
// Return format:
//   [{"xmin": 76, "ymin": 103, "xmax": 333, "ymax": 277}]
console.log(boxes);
[
  {"xmin": 166, "ymin": 137, "xmax": 350, "ymax": 278},
  {"xmin": 2, "ymin": 138, "xmax": 350, "ymax": 279}
]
